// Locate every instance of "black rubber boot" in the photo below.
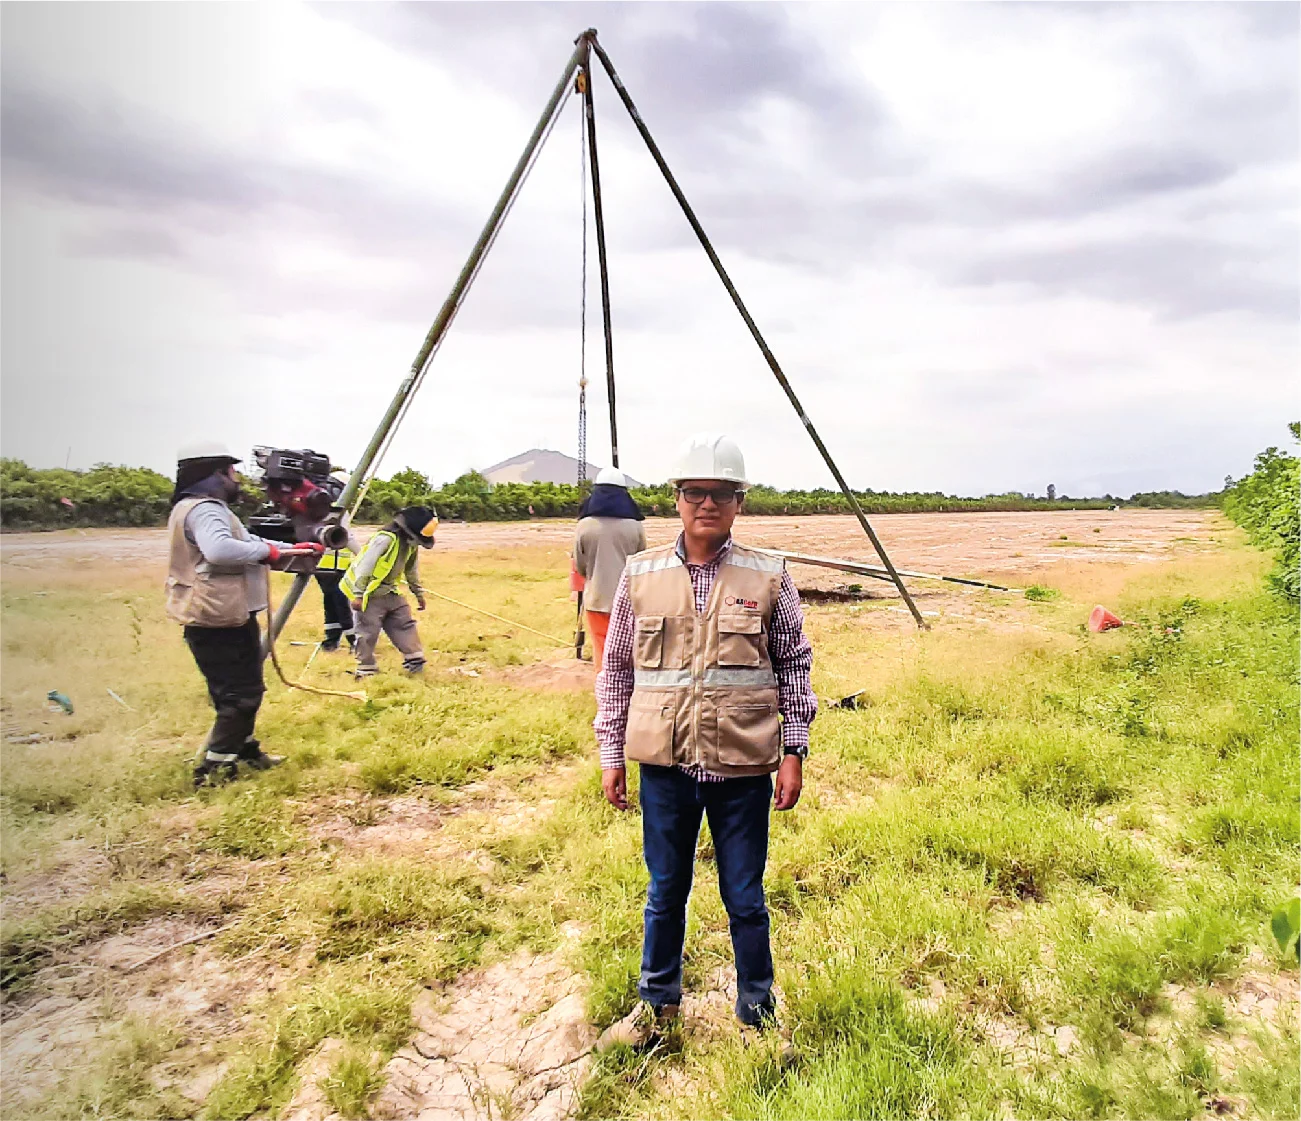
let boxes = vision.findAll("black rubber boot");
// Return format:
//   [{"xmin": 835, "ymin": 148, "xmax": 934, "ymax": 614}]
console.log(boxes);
[
  {"xmin": 238, "ymin": 738, "xmax": 284, "ymax": 771},
  {"xmin": 193, "ymin": 761, "xmax": 238, "ymax": 788}
]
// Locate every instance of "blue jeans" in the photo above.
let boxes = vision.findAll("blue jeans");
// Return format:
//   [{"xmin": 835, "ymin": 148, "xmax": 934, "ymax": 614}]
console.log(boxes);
[{"xmin": 637, "ymin": 764, "xmax": 775, "ymax": 1025}]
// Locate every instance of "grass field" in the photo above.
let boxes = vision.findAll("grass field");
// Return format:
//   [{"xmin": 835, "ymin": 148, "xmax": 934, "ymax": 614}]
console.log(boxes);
[{"xmin": 1, "ymin": 521, "xmax": 1297, "ymax": 1120}]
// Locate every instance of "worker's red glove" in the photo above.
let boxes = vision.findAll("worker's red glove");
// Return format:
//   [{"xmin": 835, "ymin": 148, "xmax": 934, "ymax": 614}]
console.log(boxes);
[
  {"xmin": 302, "ymin": 542, "xmax": 326, "ymax": 556},
  {"xmin": 264, "ymin": 544, "xmax": 281, "ymax": 563}
]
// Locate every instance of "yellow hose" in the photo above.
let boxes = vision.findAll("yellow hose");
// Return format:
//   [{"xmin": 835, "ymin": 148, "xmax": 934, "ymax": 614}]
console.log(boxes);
[
  {"xmin": 424, "ymin": 590, "xmax": 571, "ymax": 647},
  {"xmin": 265, "ymin": 569, "xmax": 367, "ymax": 701}
]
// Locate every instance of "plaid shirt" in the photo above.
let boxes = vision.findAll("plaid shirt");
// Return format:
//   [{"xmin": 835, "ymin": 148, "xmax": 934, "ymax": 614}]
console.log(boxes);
[{"xmin": 594, "ymin": 535, "xmax": 816, "ymax": 780}]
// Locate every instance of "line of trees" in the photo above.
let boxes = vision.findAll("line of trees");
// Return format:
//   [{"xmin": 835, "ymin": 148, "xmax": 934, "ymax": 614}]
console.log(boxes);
[
  {"xmin": 1221, "ymin": 424, "xmax": 1300, "ymax": 602},
  {"xmin": 0, "ymin": 457, "xmax": 1225, "ymax": 532},
  {"xmin": 349, "ymin": 469, "xmax": 1222, "ymax": 522}
]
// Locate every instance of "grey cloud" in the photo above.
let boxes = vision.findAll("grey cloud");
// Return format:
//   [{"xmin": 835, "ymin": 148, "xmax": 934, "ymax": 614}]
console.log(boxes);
[
  {"xmin": 0, "ymin": 83, "xmax": 483, "ymax": 262},
  {"xmin": 0, "ymin": 81, "xmax": 585, "ymax": 328},
  {"xmin": 955, "ymin": 234, "xmax": 1300, "ymax": 321},
  {"xmin": 67, "ymin": 222, "xmax": 188, "ymax": 264},
  {"xmin": 0, "ymin": 66, "xmax": 725, "ymax": 332},
  {"xmin": 325, "ymin": 2, "xmax": 894, "ymax": 176},
  {"xmin": 1, "ymin": 84, "xmax": 269, "ymax": 212},
  {"xmin": 5, "ymin": 1, "xmax": 1298, "ymax": 332}
]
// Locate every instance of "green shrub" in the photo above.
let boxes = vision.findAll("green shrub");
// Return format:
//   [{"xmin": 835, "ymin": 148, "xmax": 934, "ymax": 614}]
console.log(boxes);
[
  {"xmin": 1223, "ymin": 424, "xmax": 1300, "ymax": 602},
  {"xmin": 0, "ymin": 458, "xmax": 262, "ymax": 529}
]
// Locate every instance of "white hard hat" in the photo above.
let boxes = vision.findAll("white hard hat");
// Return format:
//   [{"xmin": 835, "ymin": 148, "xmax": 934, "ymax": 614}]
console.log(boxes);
[
  {"xmin": 177, "ymin": 440, "xmax": 240, "ymax": 464},
  {"xmin": 667, "ymin": 432, "xmax": 750, "ymax": 490},
  {"xmin": 594, "ymin": 466, "xmax": 629, "ymax": 488}
]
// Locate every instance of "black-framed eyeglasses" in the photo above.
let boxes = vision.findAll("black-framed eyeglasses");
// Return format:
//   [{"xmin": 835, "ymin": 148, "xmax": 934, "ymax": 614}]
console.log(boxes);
[{"xmin": 676, "ymin": 485, "xmax": 743, "ymax": 506}]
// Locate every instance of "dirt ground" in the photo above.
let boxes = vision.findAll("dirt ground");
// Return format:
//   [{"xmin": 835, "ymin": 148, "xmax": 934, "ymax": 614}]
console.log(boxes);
[{"xmin": 0, "ymin": 509, "xmax": 1223, "ymax": 578}]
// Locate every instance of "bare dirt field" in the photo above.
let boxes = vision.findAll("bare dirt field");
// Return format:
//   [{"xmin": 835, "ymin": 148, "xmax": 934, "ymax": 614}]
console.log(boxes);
[{"xmin": 0, "ymin": 508, "xmax": 1224, "ymax": 579}]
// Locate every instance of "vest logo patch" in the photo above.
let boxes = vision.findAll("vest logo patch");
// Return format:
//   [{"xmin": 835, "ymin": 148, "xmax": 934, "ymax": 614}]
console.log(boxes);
[{"xmin": 725, "ymin": 596, "xmax": 759, "ymax": 609}]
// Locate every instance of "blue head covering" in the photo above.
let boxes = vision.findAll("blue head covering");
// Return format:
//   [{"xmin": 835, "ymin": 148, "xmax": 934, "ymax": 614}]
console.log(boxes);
[{"xmin": 579, "ymin": 484, "xmax": 643, "ymax": 521}]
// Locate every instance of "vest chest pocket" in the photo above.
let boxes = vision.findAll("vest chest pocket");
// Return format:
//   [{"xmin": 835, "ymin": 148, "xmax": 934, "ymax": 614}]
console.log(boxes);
[
  {"xmin": 635, "ymin": 615, "xmax": 665, "ymax": 668},
  {"xmin": 717, "ymin": 612, "xmax": 764, "ymax": 667}
]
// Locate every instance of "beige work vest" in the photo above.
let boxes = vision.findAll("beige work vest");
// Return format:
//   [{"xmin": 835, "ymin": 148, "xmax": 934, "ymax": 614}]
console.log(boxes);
[
  {"xmin": 625, "ymin": 541, "xmax": 785, "ymax": 777},
  {"xmin": 165, "ymin": 497, "xmax": 266, "ymax": 627}
]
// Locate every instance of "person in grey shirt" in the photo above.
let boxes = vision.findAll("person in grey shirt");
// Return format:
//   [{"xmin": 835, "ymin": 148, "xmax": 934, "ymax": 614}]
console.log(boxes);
[
  {"xmin": 343, "ymin": 506, "xmax": 436, "ymax": 677},
  {"xmin": 166, "ymin": 442, "xmax": 322, "ymax": 784},
  {"xmin": 574, "ymin": 468, "xmax": 646, "ymax": 671}
]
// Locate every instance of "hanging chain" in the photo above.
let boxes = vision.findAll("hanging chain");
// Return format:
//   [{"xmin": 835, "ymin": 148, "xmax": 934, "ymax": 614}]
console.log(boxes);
[{"xmin": 577, "ymin": 69, "xmax": 589, "ymax": 486}]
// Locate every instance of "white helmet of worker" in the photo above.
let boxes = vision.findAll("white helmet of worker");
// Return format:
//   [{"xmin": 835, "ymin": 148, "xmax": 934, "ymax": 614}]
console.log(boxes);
[
  {"xmin": 667, "ymin": 432, "xmax": 749, "ymax": 490},
  {"xmin": 176, "ymin": 440, "xmax": 240, "ymax": 464},
  {"xmin": 594, "ymin": 466, "xmax": 629, "ymax": 488}
]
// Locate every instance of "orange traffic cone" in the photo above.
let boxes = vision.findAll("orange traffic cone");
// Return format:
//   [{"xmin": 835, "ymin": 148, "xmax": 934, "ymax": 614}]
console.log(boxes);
[{"xmin": 1088, "ymin": 605, "xmax": 1124, "ymax": 633}]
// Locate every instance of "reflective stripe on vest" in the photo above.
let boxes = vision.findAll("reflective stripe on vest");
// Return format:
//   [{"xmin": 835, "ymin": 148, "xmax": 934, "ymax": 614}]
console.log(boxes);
[
  {"xmin": 341, "ymin": 531, "xmax": 401, "ymax": 609},
  {"xmin": 633, "ymin": 667, "xmax": 776, "ymax": 689},
  {"xmin": 626, "ymin": 553, "xmax": 684, "ymax": 577},
  {"xmin": 724, "ymin": 549, "xmax": 784, "ymax": 574}
]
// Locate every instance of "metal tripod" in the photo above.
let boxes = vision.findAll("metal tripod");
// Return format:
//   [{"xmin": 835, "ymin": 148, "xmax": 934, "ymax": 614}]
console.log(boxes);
[{"xmin": 267, "ymin": 27, "xmax": 926, "ymax": 648}]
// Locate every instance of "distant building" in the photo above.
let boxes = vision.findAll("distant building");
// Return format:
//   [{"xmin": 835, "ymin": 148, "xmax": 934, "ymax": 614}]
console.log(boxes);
[{"xmin": 480, "ymin": 448, "xmax": 644, "ymax": 488}]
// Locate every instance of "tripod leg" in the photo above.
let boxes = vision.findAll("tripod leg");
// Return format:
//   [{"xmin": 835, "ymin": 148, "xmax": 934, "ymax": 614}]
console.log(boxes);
[
  {"xmin": 579, "ymin": 42, "xmax": 620, "ymax": 469},
  {"xmin": 585, "ymin": 33, "xmax": 927, "ymax": 629},
  {"xmin": 269, "ymin": 43, "xmax": 588, "ymax": 649}
]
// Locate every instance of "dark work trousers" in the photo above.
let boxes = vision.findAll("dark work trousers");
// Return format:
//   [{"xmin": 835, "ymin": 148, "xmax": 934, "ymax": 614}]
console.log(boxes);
[
  {"xmin": 315, "ymin": 571, "xmax": 355, "ymax": 648},
  {"xmin": 184, "ymin": 615, "xmax": 266, "ymax": 768},
  {"xmin": 637, "ymin": 764, "xmax": 775, "ymax": 1025}
]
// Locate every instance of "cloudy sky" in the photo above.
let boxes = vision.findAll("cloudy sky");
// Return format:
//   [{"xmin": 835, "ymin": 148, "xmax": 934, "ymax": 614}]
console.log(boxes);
[{"xmin": 2, "ymin": 2, "xmax": 1296, "ymax": 496}]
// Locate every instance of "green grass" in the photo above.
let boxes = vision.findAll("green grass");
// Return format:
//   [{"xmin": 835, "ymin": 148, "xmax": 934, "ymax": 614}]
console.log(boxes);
[
  {"xmin": 200, "ymin": 974, "xmax": 414, "ymax": 1120},
  {"xmin": 1, "ymin": 535, "xmax": 1297, "ymax": 1119},
  {"xmin": 322, "ymin": 1048, "xmax": 384, "ymax": 1119}
]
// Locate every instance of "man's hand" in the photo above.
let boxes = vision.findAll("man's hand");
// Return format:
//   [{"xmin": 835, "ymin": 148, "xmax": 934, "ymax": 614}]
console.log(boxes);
[
  {"xmin": 602, "ymin": 767, "xmax": 630, "ymax": 810},
  {"xmin": 773, "ymin": 755, "xmax": 803, "ymax": 811},
  {"xmin": 350, "ymin": 598, "xmax": 363, "ymax": 613},
  {"xmin": 416, "ymin": 596, "xmax": 427, "ymax": 612}
]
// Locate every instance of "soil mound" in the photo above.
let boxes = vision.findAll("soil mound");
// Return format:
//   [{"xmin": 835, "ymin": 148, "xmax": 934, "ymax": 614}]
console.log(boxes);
[{"xmin": 492, "ymin": 655, "xmax": 595, "ymax": 694}]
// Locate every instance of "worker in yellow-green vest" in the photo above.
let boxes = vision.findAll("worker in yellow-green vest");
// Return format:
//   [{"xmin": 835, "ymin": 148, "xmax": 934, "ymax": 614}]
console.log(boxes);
[
  {"xmin": 343, "ymin": 506, "xmax": 436, "ymax": 678},
  {"xmin": 314, "ymin": 529, "xmax": 360, "ymax": 652}
]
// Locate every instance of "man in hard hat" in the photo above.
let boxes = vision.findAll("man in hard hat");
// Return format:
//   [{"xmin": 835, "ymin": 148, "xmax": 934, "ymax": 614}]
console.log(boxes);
[
  {"xmin": 594, "ymin": 433, "xmax": 815, "ymax": 1049},
  {"xmin": 166, "ymin": 442, "xmax": 323, "ymax": 786},
  {"xmin": 573, "ymin": 467, "xmax": 646, "ymax": 672},
  {"xmin": 343, "ymin": 506, "xmax": 436, "ymax": 677}
]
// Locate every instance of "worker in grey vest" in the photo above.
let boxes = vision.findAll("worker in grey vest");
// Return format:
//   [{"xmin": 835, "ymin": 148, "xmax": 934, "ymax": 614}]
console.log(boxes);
[
  {"xmin": 166, "ymin": 442, "xmax": 322, "ymax": 785},
  {"xmin": 573, "ymin": 467, "xmax": 646, "ymax": 671}
]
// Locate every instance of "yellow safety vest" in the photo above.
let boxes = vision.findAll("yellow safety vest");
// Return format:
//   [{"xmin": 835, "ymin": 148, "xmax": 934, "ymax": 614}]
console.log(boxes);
[
  {"xmin": 315, "ymin": 545, "xmax": 354, "ymax": 572},
  {"xmin": 341, "ymin": 531, "xmax": 401, "ymax": 610}
]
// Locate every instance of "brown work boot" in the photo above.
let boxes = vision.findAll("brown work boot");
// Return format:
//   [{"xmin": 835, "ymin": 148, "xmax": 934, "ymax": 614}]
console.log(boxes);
[{"xmin": 595, "ymin": 1000, "xmax": 680, "ymax": 1052}]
